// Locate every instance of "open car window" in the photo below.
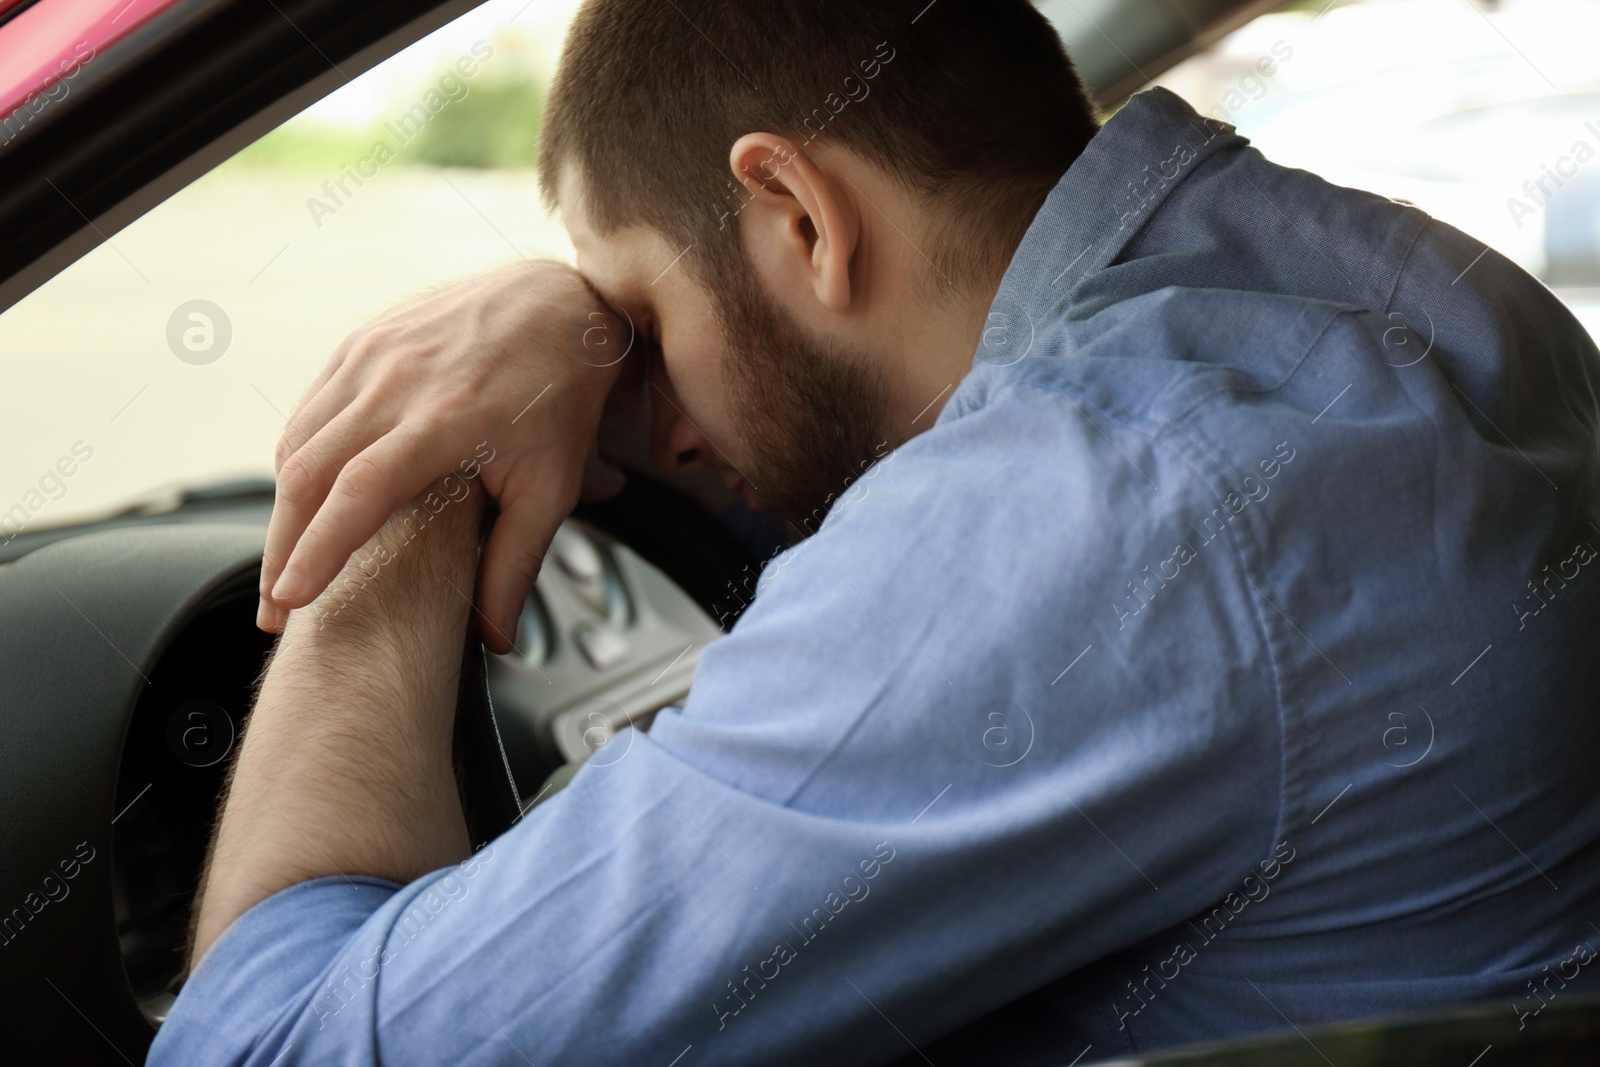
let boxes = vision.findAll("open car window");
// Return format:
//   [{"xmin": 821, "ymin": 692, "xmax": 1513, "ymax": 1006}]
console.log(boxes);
[
  {"xmin": 0, "ymin": 0, "xmax": 580, "ymax": 539},
  {"xmin": 1149, "ymin": 0, "xmax": 1600, "ymax": 341}
]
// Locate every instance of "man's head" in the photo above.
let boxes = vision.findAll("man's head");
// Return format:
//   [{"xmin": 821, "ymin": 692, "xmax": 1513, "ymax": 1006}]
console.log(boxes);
[{"xmin": 541, "ymin": 0, "xmax": 1099, "ymax": 529}]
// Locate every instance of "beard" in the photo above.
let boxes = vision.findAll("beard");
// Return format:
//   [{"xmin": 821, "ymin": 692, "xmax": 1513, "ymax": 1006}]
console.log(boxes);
[{"xmin": 711, "ymin": 270, "xmax": 891, "ymax": 537}]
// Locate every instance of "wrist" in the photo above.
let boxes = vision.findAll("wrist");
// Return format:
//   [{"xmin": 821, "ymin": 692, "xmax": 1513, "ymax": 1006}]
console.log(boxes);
[{"xmin": 303, "ymin": 475, "xmax": 485, "ymax": 639}]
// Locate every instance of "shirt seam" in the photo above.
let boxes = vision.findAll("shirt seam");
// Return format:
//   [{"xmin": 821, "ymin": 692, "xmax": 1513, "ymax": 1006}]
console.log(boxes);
[
  {"xmin": 1380, "ymin": 208, "xmax": 1431, "ymax": 314},
  {"xmin": 1151, "ymin": 302, "xmax": 1348, "ymax": 430},
  {"xmin": 982, "ymin": 372, "xmax": 1290, "ymax": 868},
  {"xmin": 1161, "ymin": 422, "xmax": 1297, "ymax": 853},
  {"xmin": 986, "ymin": 295, "xmax": 1350, "ymax": 447}
]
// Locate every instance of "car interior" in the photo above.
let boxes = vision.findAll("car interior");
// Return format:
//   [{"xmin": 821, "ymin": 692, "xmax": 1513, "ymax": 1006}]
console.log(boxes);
[{"xmin": 1, "ymin": 0, "xmax": 1596, "ymax": 1062}]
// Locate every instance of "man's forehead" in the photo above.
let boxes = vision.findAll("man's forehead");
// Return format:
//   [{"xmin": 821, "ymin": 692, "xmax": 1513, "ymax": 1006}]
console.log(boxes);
[{"xmin": 558, "ymin": 163, "xmax": 668, "ymax": 298}]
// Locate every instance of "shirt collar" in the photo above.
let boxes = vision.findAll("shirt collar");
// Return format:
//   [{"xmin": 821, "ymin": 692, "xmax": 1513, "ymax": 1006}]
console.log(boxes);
[{"xmin": 982, "ymin": 86, "xmax": 1249, "ymax": 337}]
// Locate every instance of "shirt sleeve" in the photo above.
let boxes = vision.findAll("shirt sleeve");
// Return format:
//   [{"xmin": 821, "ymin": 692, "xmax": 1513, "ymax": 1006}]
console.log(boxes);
[{"xmin": 150, "ymin": 371, "xmax": 1284, "ymax": 1067}]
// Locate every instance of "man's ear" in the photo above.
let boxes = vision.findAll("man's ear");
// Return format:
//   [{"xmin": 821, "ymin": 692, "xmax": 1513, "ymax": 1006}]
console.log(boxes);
[{"xmin": 728, "ymin": 133, "xmax": 858, "ymax": 312}]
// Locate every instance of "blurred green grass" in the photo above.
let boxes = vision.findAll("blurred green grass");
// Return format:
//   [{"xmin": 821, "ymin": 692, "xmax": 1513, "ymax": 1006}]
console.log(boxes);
[{"xmin": 235, "ymin": 78, "xmax": 544, "ymax": 169}]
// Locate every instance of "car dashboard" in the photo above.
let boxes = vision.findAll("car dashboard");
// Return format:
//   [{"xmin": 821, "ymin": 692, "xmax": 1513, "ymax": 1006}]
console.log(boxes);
[{"xmin": 0, "ymin": 481, "xmax": 735, "ymax": 1038}]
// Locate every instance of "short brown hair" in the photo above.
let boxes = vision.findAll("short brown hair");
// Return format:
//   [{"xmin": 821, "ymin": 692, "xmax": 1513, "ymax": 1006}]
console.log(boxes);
[{"xmin": 539, "ymin": 0, "xmax": 1100, "ymax": 295}]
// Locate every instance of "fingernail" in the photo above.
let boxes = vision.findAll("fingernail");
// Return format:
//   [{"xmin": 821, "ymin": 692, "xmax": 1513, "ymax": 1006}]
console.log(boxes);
[
  {"xmin": 256, "ymin": 597, "xmax": 272, "ymax": 631},
  {"xmin": 271, "ymin": 568, "xmax": 303, "ymax": 603}
]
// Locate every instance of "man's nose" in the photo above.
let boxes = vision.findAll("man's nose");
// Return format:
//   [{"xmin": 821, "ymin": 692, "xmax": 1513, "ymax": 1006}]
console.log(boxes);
[{"xmin": 649, "ymin": 375, "xmax": 710, "ymax": 474}]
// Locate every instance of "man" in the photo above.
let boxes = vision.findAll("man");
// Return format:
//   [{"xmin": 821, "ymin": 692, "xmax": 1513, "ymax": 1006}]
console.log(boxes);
[{"xmin": 152, "ymin": 0, "xmax": 1600, "ymax": 1063}]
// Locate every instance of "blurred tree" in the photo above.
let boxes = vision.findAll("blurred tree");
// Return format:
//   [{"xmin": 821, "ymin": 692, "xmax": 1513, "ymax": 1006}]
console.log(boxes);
[{"xmin": 401, "ymin": 80, "xmax": 544, "ymax": 168}]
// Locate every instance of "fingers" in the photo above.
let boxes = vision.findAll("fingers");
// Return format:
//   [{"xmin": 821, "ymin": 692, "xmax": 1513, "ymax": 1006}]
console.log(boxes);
[
  {"xmin": 273, "ymin": 329, "xmax": 364, "ymax": 472},
  {"xmin": 578, "ymin": 441, "xmax": 626, "ymax": 502},
  {"xmin": 476, "ymin": 485, "xmax": 574, "ymax": 655},
  {"xmin": 260, "ymin": 403, "xmax": 394, "ymax": 626},
  {"xmin": 274, "ymin": 361, "xmax": 360, "ymax": 474},
  {"xmin": 270, "ymin": 421, "xmax": 465, "ymax": 612}
]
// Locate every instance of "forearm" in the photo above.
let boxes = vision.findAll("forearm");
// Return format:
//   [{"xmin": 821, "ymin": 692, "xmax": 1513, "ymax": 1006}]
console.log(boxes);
[{"xmin": 190, "ymin": 482, "xmax": 483, "ymax": 966}]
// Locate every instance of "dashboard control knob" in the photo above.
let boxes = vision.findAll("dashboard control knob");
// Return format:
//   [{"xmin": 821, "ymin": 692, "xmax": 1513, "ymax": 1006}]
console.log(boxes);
[
  {"xmin": 574, "ymin": 622, "xmax": 630, "ymax": 671},
  {"xmin": 553, "ymin": 529, "xmax": 605, "ymax": 584}
]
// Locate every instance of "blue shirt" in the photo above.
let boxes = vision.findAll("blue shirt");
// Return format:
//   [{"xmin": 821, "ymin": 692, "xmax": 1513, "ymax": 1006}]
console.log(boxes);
[{"xmin": 152, "ymin": 87, "xmax": 1600, "ymax": 1066}]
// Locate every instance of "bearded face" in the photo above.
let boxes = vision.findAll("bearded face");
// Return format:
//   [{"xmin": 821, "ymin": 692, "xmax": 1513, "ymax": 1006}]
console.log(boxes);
[{"xmin": 710, "ymin": 267, "xmax": 891, "ymax": 534}]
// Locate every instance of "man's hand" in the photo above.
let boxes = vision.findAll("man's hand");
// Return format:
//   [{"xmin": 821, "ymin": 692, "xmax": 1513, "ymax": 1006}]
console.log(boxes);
[
  {"xmin": 190, "ymin": 473, "xmax": 486, "ymax": 967},
  {"xmin": 260, "ymin": 259, "xmax": 629, "ymax": 653}
]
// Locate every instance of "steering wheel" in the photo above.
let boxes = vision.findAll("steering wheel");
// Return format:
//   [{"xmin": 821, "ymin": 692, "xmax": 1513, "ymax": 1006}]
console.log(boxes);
[{"xmin": 0, "ymin": 524, "xmax": 577, "ymax": 1063}]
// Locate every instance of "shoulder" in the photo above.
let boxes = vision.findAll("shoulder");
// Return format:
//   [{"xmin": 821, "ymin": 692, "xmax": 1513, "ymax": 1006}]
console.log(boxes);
[{"xmin": 662, "ymin": 349, "xmax": 1284, "ymax": 847}]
